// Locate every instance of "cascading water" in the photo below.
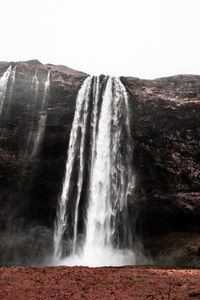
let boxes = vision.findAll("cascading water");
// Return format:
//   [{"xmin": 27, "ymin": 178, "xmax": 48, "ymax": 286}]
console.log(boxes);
[
  {"xmin": 24, "ymin": 69, "xmax": 40, "ymax": 158},
  {"xmin": 31, "ymin": 69, "xmax": 39, "ymax": 96},
  {"xmin": 0, "ymin": 65, "xmax": 12, "ymax": 116},
  {"xmin": 3, "ymin": 66, "xmax": 17, "ymax": 120},
  {"xmin": 8, "ymin": 66, "xmax": 17, "ymax": 101},
  {"xmin": 24, "ymin": 70, "xmax": 50, "ymax": 158},
  {"xmin": 53, "ymin": 76, "xmax": 135, "ymax": 267},
  {"xmin": 54, "ymin": 77, "xmax": 92, "ymax": 258},
  {"xmin": 31, "ymin": 70, "xmax": 50, "ymax": 157}
]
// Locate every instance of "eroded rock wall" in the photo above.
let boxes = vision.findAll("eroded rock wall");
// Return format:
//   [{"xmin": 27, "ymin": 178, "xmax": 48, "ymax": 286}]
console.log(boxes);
[
  {"xmin": 0, "ymin": 60, "xmax": 87, "ymax": 264},
  {"xmin": 121, "ymin": 75, "xmax": 200, "ymax": 237},
  {"xmin": 0, "ymin": 60, "xmax": 200, "ymax": 265}
]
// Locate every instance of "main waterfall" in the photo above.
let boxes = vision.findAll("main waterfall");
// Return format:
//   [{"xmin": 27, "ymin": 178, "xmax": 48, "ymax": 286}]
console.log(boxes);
[{"xmin": 53, "ymin": 76, "xmax": 135, "ymax": 267}]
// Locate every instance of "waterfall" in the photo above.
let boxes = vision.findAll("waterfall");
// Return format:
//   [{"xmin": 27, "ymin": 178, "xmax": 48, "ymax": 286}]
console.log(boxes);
[
  {"xmin": 25, "ymin": 70, "xmax": 50, "ymax": 158},
  {"xmin": 53, "ymin": 76, "xmax": 135, "ymax": 267},
  {"xmin": 8, "ymin": 66, "xmax": 17, "ymax": 101},
  {"xmin": 54, "ymin": 77, "xmax": 92, "ymax": 258},
  {"xmin": 0, "ymin": 65, "xmax": 12, "ymax": 116},
  {"xmin": 30, "ymin": 69, "xmax": 39, "ymax": 102},
  {"xmin": 24, "ymin": 69, "xmax": 40, "ymax": 158},
  {"xmin": 3, "ymin": 66, "xmax": 17, "ymax": 121}
]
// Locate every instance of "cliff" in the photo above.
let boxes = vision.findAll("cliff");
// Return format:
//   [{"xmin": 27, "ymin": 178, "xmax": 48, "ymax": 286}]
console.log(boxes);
[
  {"xmin": 121, "ymin": 75, "xmax": 200, "ymax": 266},
  {"xmin": 121, "ymin": 75, "xmax": 200, "ymax": 234},
  {"xmin": 0, "ymin": 60, "xmax": 87, "ymax": 264},
  {"xmin": 0, "ymin": 60, "xmax": 200, "ymax": 266}
]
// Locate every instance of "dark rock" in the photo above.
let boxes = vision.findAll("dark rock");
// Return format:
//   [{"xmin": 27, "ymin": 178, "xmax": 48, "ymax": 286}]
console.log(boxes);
[
  {"xmin": 1, "ymin": 60, "xmax": 200, "ymax": 265},
  {"xmin": 120, "ymin": 75, "xmax": 200, "ymax": 265},
  {"xmin": 0, "ymin": 60, "xmax": 88, "ymax": 238},
  {"xmin": 120, "ymin": 75, "xmax": 200, "ymax": 236}
]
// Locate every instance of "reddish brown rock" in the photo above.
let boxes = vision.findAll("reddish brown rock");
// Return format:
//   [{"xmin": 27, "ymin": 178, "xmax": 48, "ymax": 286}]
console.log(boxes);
[
  {"xmin": 120, "ymin": 75, "xmax": 200, "ymax": 265},
  {"xmin": 121, "ymin": 75, "xmax": 200, "ymax": 229},
  {"xmin": 0, "ymin": 266, "xmax": 200, "ymax": 299}
]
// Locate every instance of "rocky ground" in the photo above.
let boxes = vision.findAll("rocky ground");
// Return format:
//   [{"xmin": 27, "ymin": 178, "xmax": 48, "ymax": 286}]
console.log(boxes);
[{"xmin": 0, "ymin": 266, "xmax": 200, "ymax": 299}]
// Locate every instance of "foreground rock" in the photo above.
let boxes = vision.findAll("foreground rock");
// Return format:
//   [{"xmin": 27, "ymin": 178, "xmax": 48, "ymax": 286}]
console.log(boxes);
[{"xmin": 0, "ymin": 266, "xmax": 200, "ymax": 299}]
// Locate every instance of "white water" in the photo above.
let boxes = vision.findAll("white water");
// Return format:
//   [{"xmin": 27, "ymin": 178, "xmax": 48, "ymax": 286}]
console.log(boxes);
[
  {"xmin": 24, "ymin": 69, "xmax": 40, "ymax": 158},
  {"xmin": 54, "ymin": 77, "xmax": 92, "ymax": 258},
  {"xmin": 31, "ymin": 69, "xmax": 39, "ymax": 100},
  {"xmin": 8, "ymin": 66, "xmax": 17, "ymax": 101},
  {"xmin": 55, "ymin": 246, "xmax": 135, "ymax": 267},
  {"xmin": 85, "ymin": 77, "xmax": 113, "ymax": 248},
  {"xmin": 53, "ymin": 76, "xmax": 135, "ymax": 267},
  {"xmin": 31, "ymin": 70, "xmax": 50, "ymax": 158},
  {"xmin": 0, "ymin": 65, "xmax": 12, "ymax": 115}
]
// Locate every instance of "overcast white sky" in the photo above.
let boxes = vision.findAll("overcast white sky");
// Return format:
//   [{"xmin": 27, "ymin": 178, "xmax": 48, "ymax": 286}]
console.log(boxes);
[{"xmin": 0, "ymin": 0, "xmax": 200, "ymax": 78}]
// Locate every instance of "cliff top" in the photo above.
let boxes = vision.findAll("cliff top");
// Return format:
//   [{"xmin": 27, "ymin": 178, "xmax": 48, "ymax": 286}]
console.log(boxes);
[{"xmin": 0, "ymin": 59, "xmax": 88, "ymax": 78}]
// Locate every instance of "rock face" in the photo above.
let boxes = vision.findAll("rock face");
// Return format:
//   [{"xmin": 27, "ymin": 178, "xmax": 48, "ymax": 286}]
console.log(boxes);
[
  {"xmin": 0, "ymin": 60, "xmax": 200, "ymax": 265},
  {"xmin": 121, "ymin": 75, "xmax": 200, "ymax": 235},
  {"xmin": 121, "ymin": 76, "xmax": 200, "ymax": 266},
  {"xmin": 0, "ymin": 60, "xmax": 87, "ymax": 264}
]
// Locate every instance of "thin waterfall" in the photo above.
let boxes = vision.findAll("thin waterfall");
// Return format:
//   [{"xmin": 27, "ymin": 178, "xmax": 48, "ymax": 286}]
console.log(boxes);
[
  {"xmin": 24, "ymin": 69, "xmax": 40, "ymax": 158},
  {"xmin": 31, "ymin": 70, "xmax": 50, "ymax": 158},
  {"xmin": 53, "ymin": 76, "xmax": 135, "ymax": 266},
  {"xmin": 31, "ymin": 69, "xmax": 39, "ymax": 95},
  {"xmin": 54, "ymin": 77, "xmax": 92, "ymax": 258},
  {"xmin": 8, "ymin": 66, "xmax": 17, "ymax": 101},
  {"xmin": 3, "ymin": 66, "xmax": 17, "ymax": 120},
  {"xmin": 0, "ymin": 65, "xmax": 12, "ymax": 116}
]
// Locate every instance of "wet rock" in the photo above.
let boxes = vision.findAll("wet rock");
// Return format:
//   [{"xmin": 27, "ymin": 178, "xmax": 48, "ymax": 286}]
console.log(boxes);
[
  {"xmin": 0, "ymin": 60, "xmax": 87, "ymax": 234},
  {"xmin": 121, "ymin": 75, "xmax": 200, "ymax": 237},
  {"xmin": 0, "ymin": 60, "xmax": 200, "ymax": 265}
]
